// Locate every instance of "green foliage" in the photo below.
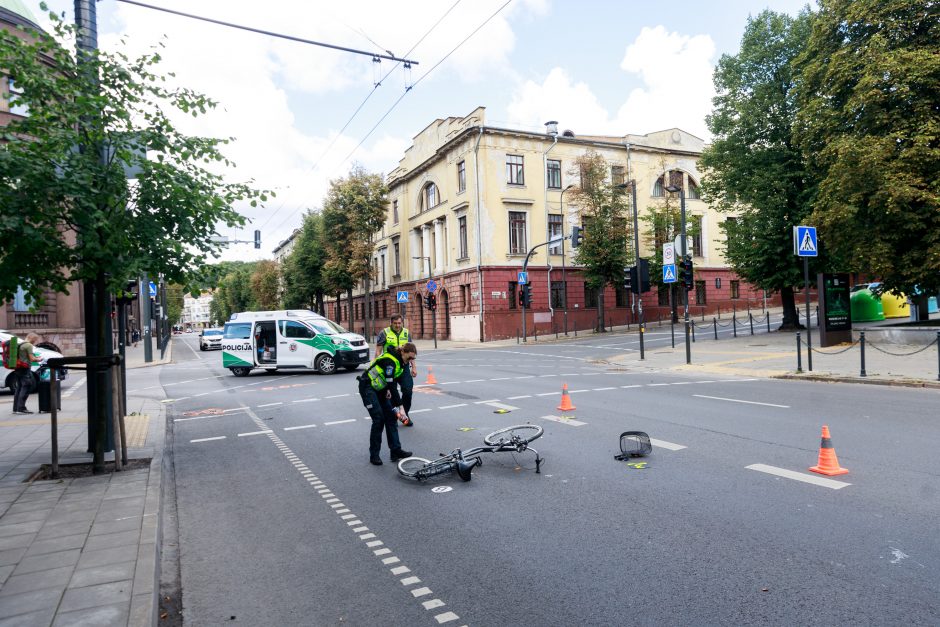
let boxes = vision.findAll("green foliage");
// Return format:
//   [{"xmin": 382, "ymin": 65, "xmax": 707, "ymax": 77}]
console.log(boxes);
[
  {"xmin": 165, "ymin": 283, "xmax": 184, "ymax": 325},
  {"xmin": 795, "ymin": 0, "xmax": 940, "ymax": 296},
  {"xmin": 700, "ymin": 10, "xmax": 816, "ymax": 298},
  {"xmin": 320, "ymin": 165, "xmax": 389, "ymax": 296},
  {"xmin": 0, "ymin": 12, "xmax": 269, "ymax": 305},
  {"xmin": 250, "ymin": 260, "xmax": 280, "ymax": 311},
  {"xmin": 282, "ymin": 211, "xmax": 326, "ymax": 311},
  {"xmin": 207, "ymin": 262, "xmax": 256, "ymax": 324},
  {"xmin": 570, "ymin": 151, "xmax": 632, "ymax": 288}
]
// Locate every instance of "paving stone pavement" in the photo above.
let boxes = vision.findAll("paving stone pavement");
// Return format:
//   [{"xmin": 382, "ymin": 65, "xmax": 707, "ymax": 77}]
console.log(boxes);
[{"xmin": 0, "ymin": 340, "xmax": 170, "ymax": 627}]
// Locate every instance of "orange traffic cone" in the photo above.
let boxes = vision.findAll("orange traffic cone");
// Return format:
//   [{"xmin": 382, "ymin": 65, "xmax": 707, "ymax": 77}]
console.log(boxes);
[
  {"xmin": 809, "ymin": 425, "xmax": 848, "ymax": 476},
  {"xmin": 556, "ymin": 383, "xmax": 575, "ymax": 411},
  {"xmin": 425, "ymin": 366, "xmax": 438, "ymax": 385}
]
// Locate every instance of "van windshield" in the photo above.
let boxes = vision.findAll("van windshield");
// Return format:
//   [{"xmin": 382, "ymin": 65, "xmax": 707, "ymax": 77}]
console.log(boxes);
[
  {"xmin": 223, "ymin": 323, "xmax": 252, "ymax": 340},
  {"xmin": 309, "ymin": 319, "xmax": 347, "ymax": 335}
]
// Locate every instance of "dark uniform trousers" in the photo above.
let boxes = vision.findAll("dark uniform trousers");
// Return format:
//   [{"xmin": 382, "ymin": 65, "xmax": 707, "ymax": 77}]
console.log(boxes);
[{"xmin": 358, "ymin": 378, "xmax": 402, "ymax": 458}]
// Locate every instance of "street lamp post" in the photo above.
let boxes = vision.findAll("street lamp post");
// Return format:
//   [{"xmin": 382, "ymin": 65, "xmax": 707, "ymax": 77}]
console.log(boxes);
[
  {"xmin": 665, "ymin": 183, "xmax": 691, "ymax": 364},
  {"xmin": 412, "ymin": 256, "xmax": 436, "ymax": 349},
  {"xmin": 616, "ymin": 181, "xmax": 645, "ymax": 360},
  {"xmin": 559, "ymin": 184, "xmax": 574, "ymax": 335}
]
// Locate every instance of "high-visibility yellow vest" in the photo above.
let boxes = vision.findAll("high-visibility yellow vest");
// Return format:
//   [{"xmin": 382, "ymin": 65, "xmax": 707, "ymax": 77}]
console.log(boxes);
[
  {"xmin": 365, "ymin": 352, "xmax": 403, "ymax": 391},
  {"xmin": 382, "ymin": 327, "xmax": 409, "ymax": 353}
]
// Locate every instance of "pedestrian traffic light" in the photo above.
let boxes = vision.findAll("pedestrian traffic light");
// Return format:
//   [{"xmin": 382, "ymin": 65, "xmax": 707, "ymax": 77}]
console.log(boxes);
[
  {"xmin": 426, "ymin": 293, "xmax": 437, "ymax": 311},
  {"xmin": 632, "ymin": 258, "xmax": 650, "ymax": 294},
  {"xmin": 571, "ymin": 226, "xmax": 583, "ymax": 248},
  {"xmin": 520, "ymin": 284, "xmax": 532, "ymax": 308},
  {"xmin": 623, "ymin": 266, "xmax": 633, "ymax": 292},
  {"xmin": 254, "ymin": 229, "xmax": 261, "ymax": 249},
  {"xmin": 679, "ymin": 255, "xmax": 694, "ymax": 290}
]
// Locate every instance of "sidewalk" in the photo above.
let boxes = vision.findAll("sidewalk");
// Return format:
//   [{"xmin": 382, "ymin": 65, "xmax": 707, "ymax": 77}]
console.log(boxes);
[
  {"xmin": 409, "ymin": 309, "xmax": 940, "ymax": 388},
  {"xmin": 0, "ymin": 339, "xmax": 172, "ymax": 626}
]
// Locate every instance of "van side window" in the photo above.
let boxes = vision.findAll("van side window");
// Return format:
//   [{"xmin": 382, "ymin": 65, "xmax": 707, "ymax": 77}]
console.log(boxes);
[
  {"xmin": 280, "ymin": 320, "xmax": 314, "ymax": 339},
  {"xmin": 223, "ymin": 323, "xmax": 252, "ymax": 340}
]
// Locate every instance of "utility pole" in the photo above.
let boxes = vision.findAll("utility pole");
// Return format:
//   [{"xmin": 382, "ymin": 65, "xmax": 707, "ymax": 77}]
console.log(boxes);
[{"xmin": 666, "ymin": 182, "xmax": 691, "ymax": 364}]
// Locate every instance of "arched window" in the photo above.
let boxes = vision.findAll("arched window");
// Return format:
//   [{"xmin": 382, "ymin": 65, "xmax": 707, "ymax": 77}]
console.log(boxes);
[
  {"xmin": 652, "ymin": 170, "xmax": 699, "ymax": 198},
  {"xmin": 421, "ymin": 183, "xmax": 440, "ymax": 212}
]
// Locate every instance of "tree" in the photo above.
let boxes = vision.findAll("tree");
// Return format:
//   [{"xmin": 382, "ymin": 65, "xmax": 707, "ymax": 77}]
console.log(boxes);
[
  {"xmin": 0, "ymin": 13, "xmax": 267, "ymax": 472},
  {"xmin": 699, "ymin": 9, "xmax": 815, "ymax": 330},
  {"xmin": 165, "ymin": 283, "xmax": 185, "ymax": 327},
  {"xmin": 207, "ymin": 262, "xmax": 256, "ymax": 324},
  {"xmin": 570, "ymin": 151, "xmax": 631, "ymax": 332},
  {"xmin": 250, "ymin": 260, "xmax": 280, "ymax": 311},
  {"xmin": 282, "ymin": 211, "xmax": 327, "ymax": 312},
  {"xmin": 641, "ymin": 170, "xmax": 685, "ymax": 323},
  {"xmin": 321, "ymin": 165, "xmax": 388, "ymax": 338},
  {"xmin": 795, "ymin": 0, "xmax": 940, "ymax": 316}
]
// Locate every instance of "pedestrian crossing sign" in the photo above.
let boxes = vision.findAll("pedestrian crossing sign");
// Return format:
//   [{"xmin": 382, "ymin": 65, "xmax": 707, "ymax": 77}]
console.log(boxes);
[
  {"xmin": 397, "ymin": 291, "xmax": 409, "ymax": 303},
  {"xmin": 663, "ymin": 264, "xmax": 677, "ymax": 283},
  {"xmin": 794, "ymin": 226, "xmax": 818, "ymax": 257}
]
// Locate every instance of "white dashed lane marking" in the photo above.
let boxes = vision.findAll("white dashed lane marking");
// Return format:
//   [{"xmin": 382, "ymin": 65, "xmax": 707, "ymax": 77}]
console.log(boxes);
[
  {"xmin": 693, "ymin": 395, "xmax": 789, "ymax": 408},
  {"xmin": 746, "ymin": 464, "xmax": 850, "ymax": 489},
  {"xmin": 190, "ymin": 436, "xmax": 226, "ymax": 443}
]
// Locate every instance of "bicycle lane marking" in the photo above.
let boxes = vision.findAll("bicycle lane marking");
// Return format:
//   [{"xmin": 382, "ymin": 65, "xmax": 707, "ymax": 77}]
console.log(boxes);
[{"xmin": 240, "ymin": 405, "xmax": 466, "ymax": 625}]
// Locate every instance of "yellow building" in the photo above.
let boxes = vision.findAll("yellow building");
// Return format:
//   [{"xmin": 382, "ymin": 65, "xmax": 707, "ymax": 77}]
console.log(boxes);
[{"xmin": 330, "ymin": 107, "xmax": 765, "ymax": 342}]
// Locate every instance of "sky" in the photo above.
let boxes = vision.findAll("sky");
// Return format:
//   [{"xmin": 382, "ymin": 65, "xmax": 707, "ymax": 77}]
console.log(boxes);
[{"xmin": 29, "ymin": 0, "xmax": 812, "ymax": 262}]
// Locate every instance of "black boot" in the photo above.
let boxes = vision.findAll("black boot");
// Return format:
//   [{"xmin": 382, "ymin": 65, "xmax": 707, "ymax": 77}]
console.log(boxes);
[{"xmin": 390, "ymin": 449, "xmax": 412, "ymax": 461}]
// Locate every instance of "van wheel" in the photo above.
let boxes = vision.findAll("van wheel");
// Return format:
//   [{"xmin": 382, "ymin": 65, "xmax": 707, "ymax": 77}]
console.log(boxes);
[
  {"xmin": 230, "ymin": 367, "xmax": 251, "ymax": 377},
  {"xmin": 315, "ymin": 354, "xmax": 336, "ymax": 375}
]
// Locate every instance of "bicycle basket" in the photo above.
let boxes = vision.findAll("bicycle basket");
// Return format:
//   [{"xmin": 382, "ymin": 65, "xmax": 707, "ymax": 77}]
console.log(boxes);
[{"xmin": 615, "ymin": 431, "xmax": 651, "ymax": 460}]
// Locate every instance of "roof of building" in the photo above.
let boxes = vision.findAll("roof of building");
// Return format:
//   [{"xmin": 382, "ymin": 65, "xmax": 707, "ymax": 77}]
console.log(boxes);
[{"xmin": 0, "ymin": 0, "xmax": 42, "ymax": 30}]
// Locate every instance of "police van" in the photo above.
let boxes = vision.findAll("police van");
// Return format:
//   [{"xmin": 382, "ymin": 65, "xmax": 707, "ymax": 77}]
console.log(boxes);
[{"xmin": 221, "ymin": 310, "xmax": 370, "ymax": 377}]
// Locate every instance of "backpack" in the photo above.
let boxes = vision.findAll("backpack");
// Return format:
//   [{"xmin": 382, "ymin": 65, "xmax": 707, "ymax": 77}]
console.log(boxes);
[{"xmin": 2, "ymin": 337, "xmax": 17, "ymax": 370}]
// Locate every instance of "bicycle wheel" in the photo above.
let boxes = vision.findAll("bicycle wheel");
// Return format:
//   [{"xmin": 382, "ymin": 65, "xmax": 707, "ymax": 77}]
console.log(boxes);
[
  {"xmin": 483, "ymin": 424, "xmax": 543, "ymax": 446},
  {"xmin": 397, "ymin": 457, "xmax": 433, "ymax": 480}
]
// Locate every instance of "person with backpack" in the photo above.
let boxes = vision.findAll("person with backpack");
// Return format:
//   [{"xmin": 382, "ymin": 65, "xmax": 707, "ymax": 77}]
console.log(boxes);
[
  {"xmin": 12, "ymin": 333, "xmax": 41, "ymax": 415},
  {"xmin": 358, "ymin": 342, "xmax": 417, "ymax": 466}
]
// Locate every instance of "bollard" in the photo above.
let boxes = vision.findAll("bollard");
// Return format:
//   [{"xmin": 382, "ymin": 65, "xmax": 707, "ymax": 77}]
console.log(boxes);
[
  {"xmin": 516, "ymin": 329, "xmax": 520, "ymax": 344},
  {"xmin": 670, "ymin": 320, "xmax": 675, "ymax": 348},
  {"xmin": 936, "ymin": 332, "xmax": 940, "ymax": 381},
  {"xmin": 733, "ymin": 315, "xmax": 737, "ymax": 338},
  {"xmin": 701, "ymin": 309, "xmax": 705, "ymax": 322},
  {"xmin": 692, "ymin": 322, "xmax": 696, "ymax": 343},
  {"xmin": 859, "ymin": 331, "xmax": 867, "ymax": 377},
  {"xmin": 534, "ymin": 326, "xmax": 538, "ymax": 342},
  {"xmin": 749, "ymin": 313, "xmax": 754, "ymax": 336},
  {"xmin": 766, "ymin": 315, "xmax": 771, "ymax": 334},
  {"xmin": 50, "ymin": 368, "xmax": 59, "ymax": 479},
  {"xmin": 796, "ymin": 332, "xmax": 803, "ymax": 372},
  {"xmin": 713, "ymin": 318, "xmax": 718, "ymax": 340}
]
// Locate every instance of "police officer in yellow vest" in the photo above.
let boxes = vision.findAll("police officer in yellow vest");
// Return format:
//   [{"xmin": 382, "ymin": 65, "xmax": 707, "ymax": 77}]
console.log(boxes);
[
  {"xmin": 358, "ymin": 342, "xmax": 417, "ymax": 466},
  {"xmin": 375, "ymin": 314, "xmax": 416, "ymax": 426}
]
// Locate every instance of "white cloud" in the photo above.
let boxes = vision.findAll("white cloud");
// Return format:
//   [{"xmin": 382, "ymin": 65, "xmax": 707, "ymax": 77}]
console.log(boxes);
[{"xmin": 505, "ymin": 25, "xmax": 716, "ymax": 140}]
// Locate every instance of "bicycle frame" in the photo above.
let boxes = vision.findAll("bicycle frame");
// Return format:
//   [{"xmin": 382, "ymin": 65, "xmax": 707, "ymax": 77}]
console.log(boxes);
[{"xmin": 402, "ymin": 436, "xmax": 543, "ymax": 482}]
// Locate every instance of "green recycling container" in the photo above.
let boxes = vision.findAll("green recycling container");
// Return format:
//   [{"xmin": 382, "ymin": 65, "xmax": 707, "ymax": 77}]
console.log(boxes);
[{"xmin": 850, "ymin": 288, "xmax": 885, "ymax": 322}]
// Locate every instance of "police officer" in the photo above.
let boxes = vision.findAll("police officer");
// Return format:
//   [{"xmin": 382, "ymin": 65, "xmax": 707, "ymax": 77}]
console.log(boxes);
[
  {"xmin": 359, "ymin": 342, "xmax": 417, "ymax": 466},
  {"xmin": 375, "ymin": 314, "xmax": 416, "ymax": 425}
]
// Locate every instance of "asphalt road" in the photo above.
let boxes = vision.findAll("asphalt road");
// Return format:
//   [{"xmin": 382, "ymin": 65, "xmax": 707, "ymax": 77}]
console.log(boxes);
[{"xmin": 161, "ymin": 332, "xmax": 940, "ymax": 626}]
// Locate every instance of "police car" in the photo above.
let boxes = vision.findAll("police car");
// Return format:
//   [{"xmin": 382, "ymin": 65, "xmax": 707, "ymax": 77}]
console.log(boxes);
[{"xmin": 221, "ymin": 310, "xmax": 370, "ymax": 376}]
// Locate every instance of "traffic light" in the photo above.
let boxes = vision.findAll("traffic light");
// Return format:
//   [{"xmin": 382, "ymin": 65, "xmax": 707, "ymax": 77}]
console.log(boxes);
[
  {"xmin": 623, "ymin": 266, "xmax": 633, "ymax": 292},
  {"xmin": 570, "ymin": 226, "xmax": 583, "ymax": 248},
  {"xmin": 426, "ymin": 293, "xmax": 437, "ymax": 311},
  {"xmin": 679, "ymin": 255, "xmax": 694, "ymax": 290},
  {"xmin": 634, "ymin": 258, "xmax": 650, "ymax": 294},
  {"xmin": 254, "ymin": 229, "xmax": 261, "ymax": 249},
  {"xmin": 520, "ymin": 284, "xmax": 532, "ymax": 308}
]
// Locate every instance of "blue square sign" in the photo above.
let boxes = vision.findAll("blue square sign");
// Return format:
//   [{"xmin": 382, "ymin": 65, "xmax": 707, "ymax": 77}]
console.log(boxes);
[
  {"xmin": 518, "ymin": 271, "xmax": 528, "ymax": 285},
  {"xmin": 794, "ymin": 226, "xmax": 818, "ymax": 257},
  {"xmin": 662, "ymin": 264, "xmax": 677, "ymax": 283},
  {"xmin": 396, "ymin": 291, "xmax": 409, "ymax": 303}
]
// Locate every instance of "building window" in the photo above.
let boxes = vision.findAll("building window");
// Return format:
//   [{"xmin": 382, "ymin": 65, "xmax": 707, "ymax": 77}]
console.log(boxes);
[
  {"xmin": 688, "ymin": 179, "xmax": 701, "ymax": 199},
  {"xmin": 579, "ymin": 163, "xmax": 594, "ymax": 193},
  {"xmin": 548, "ymin": 214, "xmax": 563, "ymax": 255},
  {"xmin": 691, "ymin": 215, "xmax": 703, "ymax": 257},
  {"xmin": 546, "ymin": 159, "xmax": 561, "ymax": 189},
  {"xmin": 393, "ymin": 241, "xmax": 400, "ymax": 276},
  {"xmin": 550, "ymin": 281, "xmax": 566, "ymax": 309},
  {"xmin": 12, "ymin": 286, "xmax": 32, "ymax": 312},
  {"xmin": 658, "ymin": 285, "xmax": 670, "ymax": 306},
  {"xmin": 509, "ymin": 211, "xmax": 527, "ymax": 254},
  {"xmin": 695, "ymin": 281, "xmax": 707, "ymax": 305},
  {"xmin": 730, "ymin": 280, "xmax": 740, "ymax": 299},
  {"xmin": 457, "ymin": 161, "xmax": 466, "ymax": 193},
  {"xmin": 615, "ymin": 285, "xmax": 628, "ymax": 307},
  {"xmin": 458, "ymin": 216, "xmax": 468, "ymax": 259},
  {"xmin": 584, "ymin": 285, "xmax": 598, "ymax": 309},
  {"xmin": 6, "ymin": 78, "xmax": 28, "ymax": 117},
  {"xmin": 508, "ymin": 281, "xmax": 518, "ymax": 309},
  {"xmin": 611, "ymin": 165, "xmax": 625, "ymax": 187},
  {"xmin": 392, "ymin": 200, "xmax": 399, "ymax": 224},
  {"xmin": 421, "ymin": 183, "xmax": 440, "ymax": 211},
  {"xmin": 506, "ymin": 154, "xmax": 525, "ymax": 185}
]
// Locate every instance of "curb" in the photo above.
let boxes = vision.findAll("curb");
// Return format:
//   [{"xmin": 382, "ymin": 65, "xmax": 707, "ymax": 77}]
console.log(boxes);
[
  {"xmin": 774, "ymin": 373, "xmax": 940, "ymax": 389},
  {"xmin": 126, "ymin": 339, "xmax": 174, "ymax": 370}
]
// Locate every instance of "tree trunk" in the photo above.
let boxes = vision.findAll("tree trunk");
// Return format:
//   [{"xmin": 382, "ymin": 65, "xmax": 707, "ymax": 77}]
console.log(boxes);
[
  {"xmin": 597, "ymin": 292, "xmax": 606, "ymax": 332},
  {"xmin": 315, "ymin": 290, "xmax": 324, "ymax": 315},
  {"xmin": 778, "ymin": 286, "xmax": 802, "ymax": 330},
  {"xmin": 346, "ymin": 288, "xmax": 354, "ymax": 332}
]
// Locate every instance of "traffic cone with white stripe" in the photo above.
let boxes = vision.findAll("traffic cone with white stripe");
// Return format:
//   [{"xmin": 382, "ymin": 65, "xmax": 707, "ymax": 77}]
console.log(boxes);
[
  {"xmin": 557, "ymin": 383, "xmax": 575, "ymax": 411},
  {"xmin": 809, "ymin": 425, "xmax": 848, "ymax": 476},
  {"xmin": 425, "ymin": 366, "xmax": 438, "ymax": 385}
]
